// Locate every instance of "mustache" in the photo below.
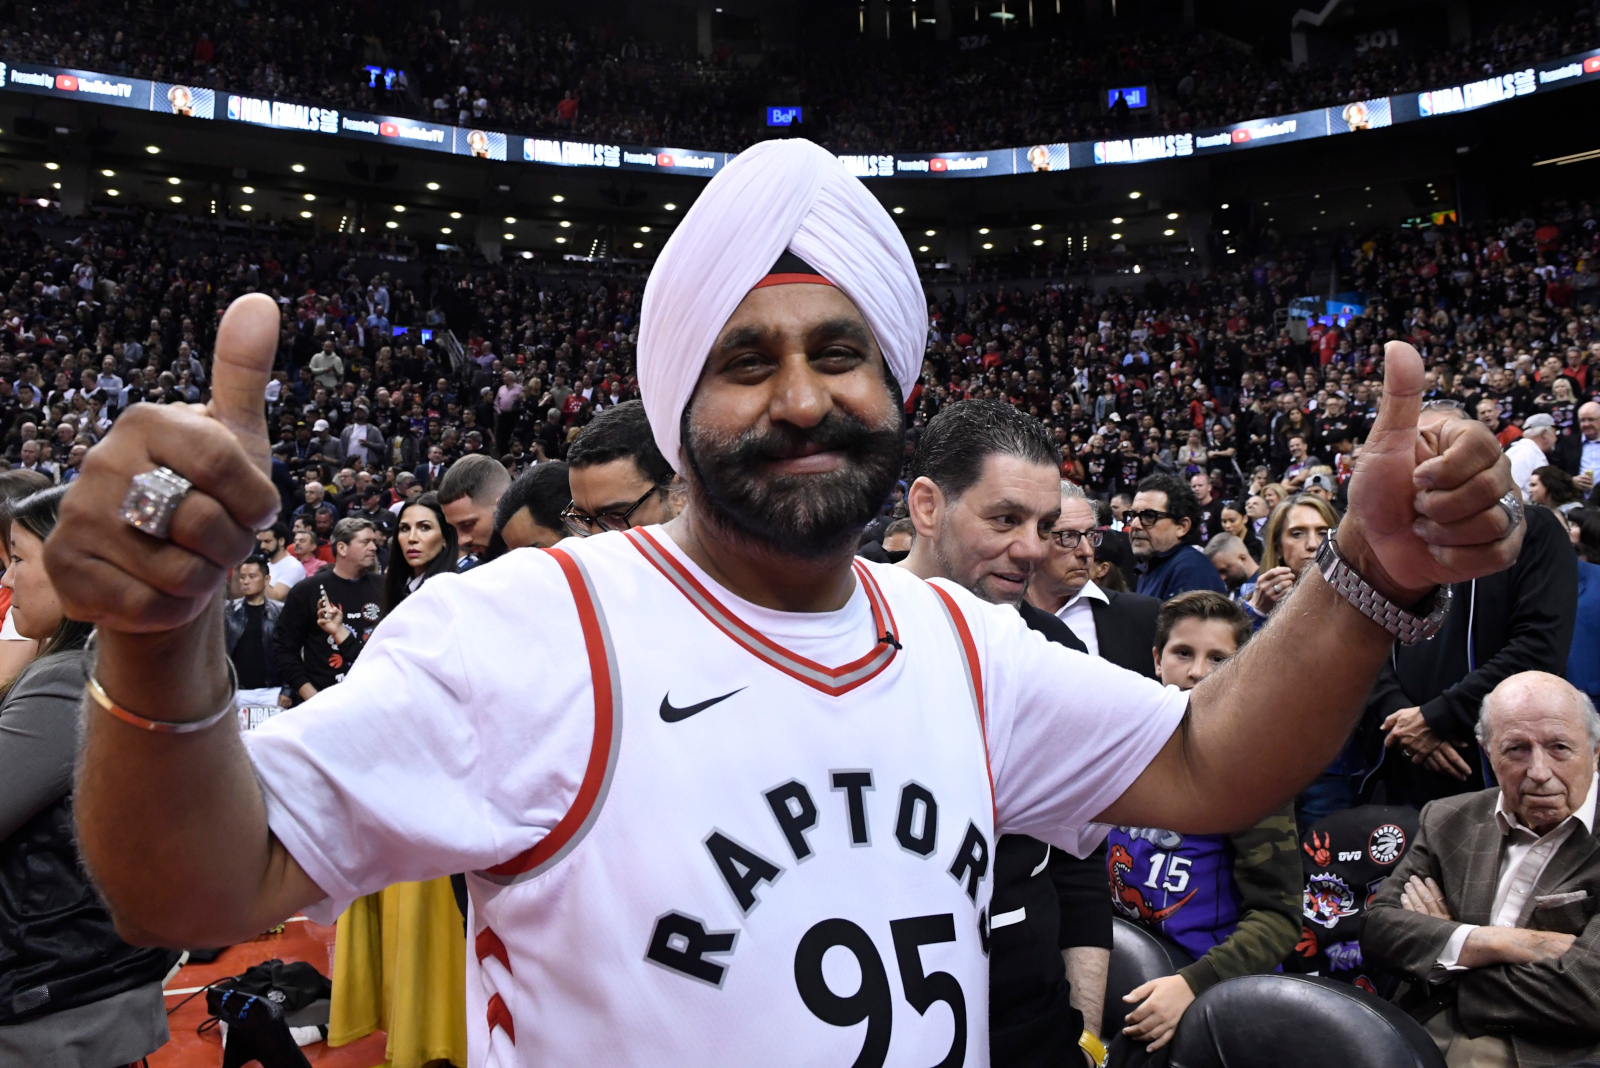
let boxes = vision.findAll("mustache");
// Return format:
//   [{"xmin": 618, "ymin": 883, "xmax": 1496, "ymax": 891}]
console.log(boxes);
[{"xmin": 713, "ymin": 409, "xmax": 901, "ymax": 468}]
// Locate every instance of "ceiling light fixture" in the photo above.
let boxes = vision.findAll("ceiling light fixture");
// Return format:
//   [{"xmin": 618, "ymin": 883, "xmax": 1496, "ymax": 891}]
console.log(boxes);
[
  {"xmin": 893, "ymin": 206, "xmax": 905, "ymax": 214},
  {"xmin": 1030, "ymin": 223, "xmax": 1042, "ymax": 231},
  {"xmin": 303, "ymin": 193, "xmax": 315, "ymax": 201},
  {"xmin": 100, "ymin": 169, "xmax": 114, "ymax": 177},
  {"xmin": 504, "ymin": 216, "xmax": 515, "ymax": 224},
  {"xmin": 1164, "ymin": 228, "xmax": 1175, "ymax": 236},
  {"xmin": 1112, "ymin": 217, "xmax": 1123, "ymax": 224},
  {"xmin": 395, "ymin": 205, "xmax": 406, "ymax": 212},
  {"xmin": 291, "ymin": 163, "xmax": 305, "ymax": 172},
  {"xmin": 450, "ymin": 211, "xmax": 462, "ymax": 219},
  {"xmin": 1166, "ymin": 212, "xmax": 1178, "ymax": 220},
  {"xmin": 1129, "ymin": 191, "xmax": 1141, "ymax": 199},
  {"xmin": 925, "ymin": 229, "xmax": 936, "ymax": 236},
  {"xmin": 440, "ymin": 226, "xmax": 452, "ymax": 234},
  {"xmin": 918, "ymin": 245, "xmax": 929, "ymax": 252},
  {"xmin": 301, "ymin": 210, "xmax": 312, "ymax": 218},
  {"xmin": 242, "ymin": 185, "xmax": 254, "ymax": 194},
  {"xmin": 1110, "ymin": 232, "xmax": 1122, "ymax": 240},
  {"xmin": 169, "ymin": 195, "xmax": 182, "ymax": 203},
  {"xmin": 145, "ymin": 145, "xmax": 161, "ymax": 154},
  {"xmin": 664, "ymin": 202, "xmax": 677, "ymax": 211},
  {"xmin": 387, "ymin": 220, "xmax": 400, "ymax": 229},
  {"xmin": 43, "ymin": 162, "xmax": 59, "ymax": 172},
  {"xmin": 559, "ymin": 220, "xmax": 571, "ymax": 228},
  {"xmin": 1032, "ymin": 238, "xmax": 1044, "ymax": 246},
  {"xmin": 640, "ymin": 226, "xmax": 651, "ymax": 233},
  {"xmin": 633, "ymin": 241, "xmax": 644, "ymax": 248},
  {"xmin": 979, "ymin": 227, "xmax": 990, "ymax": 234},
  {"xmin": 427, "ymin": 181, "xmax": 440, "ymax": 191},
  {"xmin": 106, "ymin": 189, "xmax": 120, "ymax": 197},
  {"xmin": 982, "ymin": 242, "xmax": 994, "ymax": 249},
  {"xmin": 555, "ymin": 236, "xmax": 567, "ymax": 243},
  {"xmin": 552, "ymin": 194, "xmax": 565, "ymax": 202},
  {"xmin": 167, "ymin": 177, "xmax": 180, "ymax": 185},
  {"xmin": 504, "ymin": 233, "xmax": 515, "ymax": 240}
]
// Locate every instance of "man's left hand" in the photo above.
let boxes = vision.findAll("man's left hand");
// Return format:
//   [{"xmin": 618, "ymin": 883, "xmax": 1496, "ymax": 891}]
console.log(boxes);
[
  {"xmin": 1339, "ymin": 342, "xmax": 1522, "ymax": 605},
  {"xmin": 1400, "ymin": 875, "xmax": 1454, "ymax": 921},
  {"xmin": 1382, "ymin": 706, "xmax": 1472, "ymax": 779}
]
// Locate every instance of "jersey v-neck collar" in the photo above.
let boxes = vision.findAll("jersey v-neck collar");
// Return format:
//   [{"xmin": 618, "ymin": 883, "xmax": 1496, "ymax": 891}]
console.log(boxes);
[{"xmin": 625, "ymin": 527, "xmax": 899, "ymax": 696}]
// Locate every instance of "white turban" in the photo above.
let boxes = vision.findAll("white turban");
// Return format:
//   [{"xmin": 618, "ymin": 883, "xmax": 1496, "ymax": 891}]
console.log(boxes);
[{"xmin": 637, "ymin": 138, "xmax": 926, "ymax": 472}]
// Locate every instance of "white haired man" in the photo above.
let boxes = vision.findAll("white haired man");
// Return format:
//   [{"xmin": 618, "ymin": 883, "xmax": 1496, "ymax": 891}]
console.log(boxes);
[{"xmin": 1365, "ymin": 671, "xmax": 1600, "ymax": 1066}]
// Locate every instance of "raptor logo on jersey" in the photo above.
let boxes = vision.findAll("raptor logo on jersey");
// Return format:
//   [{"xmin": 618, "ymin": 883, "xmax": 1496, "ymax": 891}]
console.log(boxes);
[{"xmin": 1305, "ymin": 872, "xmax": 1357, "ymax": 929}]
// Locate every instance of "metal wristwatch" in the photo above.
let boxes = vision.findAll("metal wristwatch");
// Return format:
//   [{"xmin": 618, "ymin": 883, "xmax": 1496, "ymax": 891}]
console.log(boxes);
[{"xmin": 1315, "ymin": 535, "xmax": 1451, "ymax": 645}]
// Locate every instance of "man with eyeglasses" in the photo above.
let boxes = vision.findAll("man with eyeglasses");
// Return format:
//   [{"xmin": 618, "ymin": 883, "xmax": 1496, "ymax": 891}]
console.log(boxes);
[
  {"xmin": 561, "ymin": 401, "xmax": 680, "ymax": 538},
  {"xmin": 1029, "ymin": 482, "xmax": 1159, "ymax": 679},
  {"xmin": 1126, "ymin": 474, "xmax": 1227, "ymax": 601}
]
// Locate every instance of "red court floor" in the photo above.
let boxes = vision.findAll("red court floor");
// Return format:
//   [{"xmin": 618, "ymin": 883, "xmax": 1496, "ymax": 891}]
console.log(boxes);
[{"xmin": 151, "ymin": 916, "xmax": 390, "ymax": 1068}]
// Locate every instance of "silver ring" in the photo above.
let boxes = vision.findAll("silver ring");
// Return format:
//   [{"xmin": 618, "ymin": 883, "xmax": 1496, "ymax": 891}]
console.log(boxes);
[
  {"xmin": 119, "ymin": 466, "xmax": 193, "ymax": 539},
  {"xmin": 1496, "ymin": 491, "xmax": 1525, "ymax": 535}
]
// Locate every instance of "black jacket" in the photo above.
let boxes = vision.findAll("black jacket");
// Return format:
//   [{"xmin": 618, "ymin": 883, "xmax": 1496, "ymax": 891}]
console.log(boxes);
[
  {"xmin": 0, "ymin": 651, "xmax": 178, "ymax": 1023},
  {"xmin": 224, "ymin": 596, "xmax": 282, "ymax": 688},
  {"xmin": 1362, "ymin": 505, "xmax": 1578, "ymax": 805},
  {"xmin": 1070, "ymin": 591, "xmax": 1161, "ymax": 679}
]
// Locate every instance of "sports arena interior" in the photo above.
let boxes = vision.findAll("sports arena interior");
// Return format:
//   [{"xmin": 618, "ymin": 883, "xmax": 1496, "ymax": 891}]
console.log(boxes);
[{"xmin": 3, "ymin": 0, "xmax": 1600, "ymax": 1065}]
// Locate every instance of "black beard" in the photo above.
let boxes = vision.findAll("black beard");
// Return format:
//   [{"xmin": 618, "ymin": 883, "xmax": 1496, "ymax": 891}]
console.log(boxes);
[{"xmin": 684, "ymin": 405, "xmax": 904, "ymax": 560}]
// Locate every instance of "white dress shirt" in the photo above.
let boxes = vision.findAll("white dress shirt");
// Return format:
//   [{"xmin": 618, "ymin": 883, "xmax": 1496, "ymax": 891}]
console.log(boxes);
[
  {"xmin": 1505, "ymin": 436, "xmax": 1549, "ymax": 499},
  {"xmin": 1054, "ymin": 580, "xmax": 1110, "ymax": 658},
  {"xmin": 1437, "ymin": 772, "xmax": 1598, "ymax": 971}
]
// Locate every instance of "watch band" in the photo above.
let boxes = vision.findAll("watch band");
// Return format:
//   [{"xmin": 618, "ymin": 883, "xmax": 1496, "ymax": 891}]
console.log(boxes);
[
  {"xmin": 1315, "ymin": 535, "xmax": 1451, "ymax": 645},
  {"xmin": 1078, "ymin": 1029, "xmax": 1108, "ymax": 1068}
]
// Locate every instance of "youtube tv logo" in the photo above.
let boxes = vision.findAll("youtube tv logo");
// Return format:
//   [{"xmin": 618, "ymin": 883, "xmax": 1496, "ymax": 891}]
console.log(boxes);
[
  {"xmin": 1586, "ymin": 56, "xmax": 1600, "ymax": 73},
  {"xmin": 379, "ymin": 122, "xmax": 398, "ymax": 137},
  {"xmin": 657, "ymin": 153, "xmax": 674, "ymax": 167},
  {"xmin": 930, "ymin": 158, "xmax": 948, "ymax": 171},
  {"xmin": 55, "ymin": 74, "xmax": 78, "ymax": 91},
  {"xmin": 1231, "ymin": 128, "xmax": 1251, "ymax": 143}
]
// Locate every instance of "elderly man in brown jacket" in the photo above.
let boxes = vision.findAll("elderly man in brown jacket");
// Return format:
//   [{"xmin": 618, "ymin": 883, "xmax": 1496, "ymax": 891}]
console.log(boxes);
[{"xmin": 1364, "ymin": 671, "xmax": 1600, "ymax": 1068}]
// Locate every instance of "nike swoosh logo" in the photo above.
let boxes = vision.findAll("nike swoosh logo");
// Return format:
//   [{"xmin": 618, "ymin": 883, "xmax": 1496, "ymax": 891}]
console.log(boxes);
[{"xmin": 660, "ymin": 688, "xmax": 745, "ymax": 723}]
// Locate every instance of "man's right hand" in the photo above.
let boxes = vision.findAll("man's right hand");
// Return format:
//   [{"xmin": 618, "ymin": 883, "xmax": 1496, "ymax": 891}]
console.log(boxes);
[{"xmin": 47, "ymin": 294, "xmax": 281, "ymax": 635}]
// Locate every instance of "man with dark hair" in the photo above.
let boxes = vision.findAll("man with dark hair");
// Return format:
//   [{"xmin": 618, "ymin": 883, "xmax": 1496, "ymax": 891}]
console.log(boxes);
[
  {"xmin": 254, "ymin": 522, "xmax": 305, "ymax": 600},
  {"xmin": 225, "ymin": 555, "xmax": 283, "ymax": 710},
  {"xmin": 902, "ymin": 398, "xmax": 1061, "ymax": 606},
  {"xmin": 900, "ymin": 399, "xmax": 1113, "ymax": 1068},
  {"xmin": 273, "ymin": 517, "xmax": 382, "ymax": 703},
  {"xmin": 1128, "ymin": 473, "xmax": 1227, "ymax": 600},
  {"xmin": 438, "ymin": 453, "xmax": 512, "ymax": 564},
  {"xmin": 61, "ymin": 148, "xmax": 1521, "ymax": 1067},
  {"xmin": 495, "ymin": 462, "xmax": 571, "ymax": 552},
  {"xmin": 562, "ymin": 400, "xmax": 679, "ymax": 537}
]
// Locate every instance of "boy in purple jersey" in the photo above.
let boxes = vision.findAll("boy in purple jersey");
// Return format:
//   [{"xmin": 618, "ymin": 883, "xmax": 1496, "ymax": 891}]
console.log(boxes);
[{"xmin": 1112, "ymin": 592, "xmax": 1303, "ymax": 1054}]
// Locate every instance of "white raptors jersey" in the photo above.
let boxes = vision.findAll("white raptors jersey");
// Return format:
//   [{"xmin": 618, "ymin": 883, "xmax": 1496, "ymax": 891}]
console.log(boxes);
[
  {"xmin": 468, "ymin": 528, "xmax": 998, "ymax": 1067},
  {"xmin": 246, "ymin": 526, "xmax": 1187, "ymax": 1068}
]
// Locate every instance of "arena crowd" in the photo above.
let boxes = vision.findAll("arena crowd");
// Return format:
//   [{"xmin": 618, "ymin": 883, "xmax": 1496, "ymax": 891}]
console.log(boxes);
[
  {"xmin": 1, "ymin": 165, "xmax": 1599, "ymax": 1065},
  {"xmin": 0, "ymin": 0, "xmax": 1595, "ymax": 153}
]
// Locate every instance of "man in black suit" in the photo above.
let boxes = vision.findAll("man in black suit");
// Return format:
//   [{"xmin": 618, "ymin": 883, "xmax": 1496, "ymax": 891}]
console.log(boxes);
[
  {"xmin": 899, "ymin": 400, "xmax": 1111, "ymax": 1068},
  {"xmin": 1028, "ymin": 481, "xmax": 1161, "ymax": 678},
  {"xmin": 413, "ymin": 444, "xmax": 447, "ymax": 490}
]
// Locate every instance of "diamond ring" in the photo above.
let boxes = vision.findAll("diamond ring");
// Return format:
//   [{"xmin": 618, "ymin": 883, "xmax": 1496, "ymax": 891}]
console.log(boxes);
[
  {"xmin": 1496, "ymin": 491, "xmax": 1524, "ymax": 536},
  {"xmin": 119, "ymin": 466, "xmax": 193, "ymax": 539}
]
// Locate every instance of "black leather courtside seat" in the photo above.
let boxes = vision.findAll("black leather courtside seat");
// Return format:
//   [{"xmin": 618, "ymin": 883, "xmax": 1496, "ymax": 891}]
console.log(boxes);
[
  {"xmin": 1102, "ymin": 916, "xmax": 1195, "ymax": 1068},
  {"xmin": 1165, "ymin": 974, "xmax": 1446, "ymax": 1068}
]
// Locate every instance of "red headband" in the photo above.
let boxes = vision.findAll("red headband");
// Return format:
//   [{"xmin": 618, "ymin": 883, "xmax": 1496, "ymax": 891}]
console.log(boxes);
[{"xmin": 750, "ymin": 272, "xmax": 835, "ymax": 290}]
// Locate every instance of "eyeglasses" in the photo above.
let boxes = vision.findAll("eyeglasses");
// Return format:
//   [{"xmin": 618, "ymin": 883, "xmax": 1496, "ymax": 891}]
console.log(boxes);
[
  {"xmin": 560, "ymin": 486, "xmax": 660, "ymax": 537},
  {"xmin": 1421, "ymin": 399, "xmax": 1466, "ymax": 413},
  {"xmin": 1050, "ymin": 528, "xmax": 1105, "ymax": 550},
  {"xmin": 1124, "ymin": 509, "xmax": 1174, "ymax": 528}
]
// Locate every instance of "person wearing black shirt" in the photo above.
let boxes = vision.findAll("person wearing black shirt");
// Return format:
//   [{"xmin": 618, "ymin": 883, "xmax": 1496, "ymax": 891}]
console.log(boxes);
[
  {"xmin": 224, "ymin": 556, "xmax": 282, "ymax": 708},
  {"xmin": 274, "ymin": 519, "xmax": 383, "ymax": 702}
]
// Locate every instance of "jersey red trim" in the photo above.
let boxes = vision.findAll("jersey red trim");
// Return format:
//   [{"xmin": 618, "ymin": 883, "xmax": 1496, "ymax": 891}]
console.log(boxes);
[
  {"xmin": 625, "ymin": 528, "xmax": 898, "ymax": 696},
  {"xmin": 486, "ymin": 547, "xmax": 615, "ymax": 877},
  {"xmin": 486, "ymin": 992, "xmax": 515, "ymax": 1044},
  {"xmin": 929, "ymin": 583, "xmax": 996, "ymax": 825},
  {"xmin": 475, "ymin": 927, "xmax": 511, "ymax": 973}
]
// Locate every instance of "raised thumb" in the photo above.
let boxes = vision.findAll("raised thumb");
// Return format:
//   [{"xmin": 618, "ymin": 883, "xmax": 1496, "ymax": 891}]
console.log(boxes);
[
  {"xmin": 207, "ymin": 293, "xmax": 279, "ymax": 472},
  {"xmin": 1368, "ymin": 340, "xmax": 1424, "ymax": 443}
]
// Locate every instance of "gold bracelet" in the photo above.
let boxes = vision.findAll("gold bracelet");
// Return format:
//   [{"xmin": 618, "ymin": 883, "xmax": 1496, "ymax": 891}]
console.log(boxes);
[
  {"xmin": 1078, "ymin": 1029, "xmax": 1108, "ymax": 1068},
  {"xmin": 86, "ymin": 663, "xmax": 238, "ymax": 734}
]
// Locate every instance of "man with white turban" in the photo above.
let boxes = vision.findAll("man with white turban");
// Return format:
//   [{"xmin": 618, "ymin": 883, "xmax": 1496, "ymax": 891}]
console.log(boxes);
[{"xmin": 56, "ymin": 138, "xmax": 1525, "ymax": 1068}]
